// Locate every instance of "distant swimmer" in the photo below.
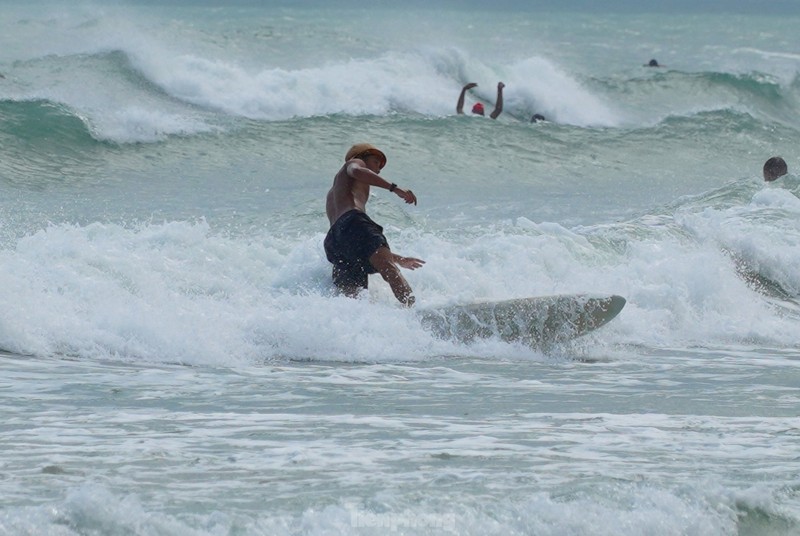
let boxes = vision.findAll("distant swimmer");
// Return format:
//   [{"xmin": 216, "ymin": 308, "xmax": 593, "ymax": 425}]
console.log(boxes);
[
  {"xmin": 644, "ymin": 58, "xmax": 664, "ymax": 67},
  {"xmin": 763, "ymin": 156, "xmax": 788, "ymax": 182},
  {"xmin": 456, "ymin": 82, "xmax": 505, "ymax": 119},
  {"xmin": 324, "ymin": 143, "xmax": 425, "ymax": 306},
  {"xmin": 531, "ymin": 113, "xmax": 546, "ymax": 123}
]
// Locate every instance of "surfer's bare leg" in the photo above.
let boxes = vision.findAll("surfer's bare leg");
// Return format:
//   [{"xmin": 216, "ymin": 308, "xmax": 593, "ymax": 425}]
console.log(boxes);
[
  {"xmin": 369, "ymin": 246, "xmax": 415, "ymax": 307},
  {"xmin": 331, "ymin": 265, "xmax": 363, "ymax": 298}
]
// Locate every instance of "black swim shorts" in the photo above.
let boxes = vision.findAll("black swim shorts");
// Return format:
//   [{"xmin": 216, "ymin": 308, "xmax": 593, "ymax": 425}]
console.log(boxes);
[{"xmin": 324, "ymin": 210, "xmax": 389, "ymax": 290}]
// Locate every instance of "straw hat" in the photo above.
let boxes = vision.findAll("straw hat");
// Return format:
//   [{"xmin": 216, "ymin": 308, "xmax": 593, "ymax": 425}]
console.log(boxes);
[{"xmin": 345, "ymin": 143, "xmax": 387, "ymax": 169}]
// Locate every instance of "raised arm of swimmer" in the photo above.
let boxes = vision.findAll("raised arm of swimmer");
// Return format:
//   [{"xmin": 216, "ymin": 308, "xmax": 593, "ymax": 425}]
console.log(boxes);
[
  {"xmin": 456, "ymin": 82, "xmax": 478, "ymax": 114},
  {"xmin": 490, "ymin": 82, "xmax": 504, "ymax": 119}
]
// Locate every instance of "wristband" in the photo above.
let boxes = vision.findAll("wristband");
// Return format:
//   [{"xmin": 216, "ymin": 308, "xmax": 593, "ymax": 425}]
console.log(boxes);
[{"xmin": 389, "ymin": 183, "xmax": 397, "ymax": 192}]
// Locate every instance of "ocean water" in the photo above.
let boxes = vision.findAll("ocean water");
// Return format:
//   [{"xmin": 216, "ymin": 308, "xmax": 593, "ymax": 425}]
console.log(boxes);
[{"xmin": 1, "ymin": 1, "xmax": 800, "ymax": 534}]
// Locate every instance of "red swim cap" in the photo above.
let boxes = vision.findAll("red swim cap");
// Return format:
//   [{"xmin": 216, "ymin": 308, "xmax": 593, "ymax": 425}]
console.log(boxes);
[{"xmin": 471, "ymin": 103, "xmax": 484, "ymax": 114}]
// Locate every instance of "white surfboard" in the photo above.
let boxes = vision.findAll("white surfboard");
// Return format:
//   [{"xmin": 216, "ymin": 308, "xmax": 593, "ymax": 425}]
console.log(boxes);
[{"xmin": 418, "ymin": 294, "xmax": 625, "ymax": 348}]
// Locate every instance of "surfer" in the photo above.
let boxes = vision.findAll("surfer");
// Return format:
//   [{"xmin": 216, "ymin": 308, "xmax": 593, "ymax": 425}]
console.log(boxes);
[
  {"xmin": 456, "ymin": 82, "xmax": 505, "ymax": 119},
  {"xmin": 763, "ymin": 156, "xmax": 788, "ymax": 181},
  {"xmin": 644, "ymin": 58, "xmax": 663, "ymax": 67},
  {"xmin": 324, "ymin": 143, "xmax": 425, "ymax": 306}
]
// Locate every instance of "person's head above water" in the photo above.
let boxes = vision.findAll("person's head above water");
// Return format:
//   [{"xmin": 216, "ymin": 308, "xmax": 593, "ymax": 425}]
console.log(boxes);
[
  {"xmin": 471, "ymin": 102, "xmax": 485, "ymax": 115},
  {"xmin": 647, "ymin": 58, "xmax": 659, "ymax": 67},
  {"xmin": 763, "ymin": 156, "xmax": 788, "ymax": 182}
]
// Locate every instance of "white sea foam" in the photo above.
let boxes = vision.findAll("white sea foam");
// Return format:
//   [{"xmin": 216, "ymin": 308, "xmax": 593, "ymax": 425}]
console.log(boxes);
[
  {"xmin": 0, "ymin": 3, "xmax": 629, "ymax": 138},
  {"xmin": 0, "ymin": 483, "xmax": 742, "ymax": 536},
  {"xmin": 504, "ymin": 56, "xmax": 621, "ymax": 126},
  {"xmin": 0, "ymin": 195, "xmax": 797, "ymax": 365}
]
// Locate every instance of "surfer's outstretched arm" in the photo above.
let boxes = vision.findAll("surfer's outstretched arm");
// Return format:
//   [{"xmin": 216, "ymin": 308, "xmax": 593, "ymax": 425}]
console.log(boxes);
[{"xmin": 369, "ymin": 247, "xmax": 417, "ymax": 307}]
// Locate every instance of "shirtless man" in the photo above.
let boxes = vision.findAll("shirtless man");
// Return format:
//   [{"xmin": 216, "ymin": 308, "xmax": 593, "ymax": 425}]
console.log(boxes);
[
  {"xmin": 456, "ymin": 82, "xmax": 505, "ymax": 119},
  {"xmin": 324, "ymin": 143, "xmax": 425, "ymax": 306}
]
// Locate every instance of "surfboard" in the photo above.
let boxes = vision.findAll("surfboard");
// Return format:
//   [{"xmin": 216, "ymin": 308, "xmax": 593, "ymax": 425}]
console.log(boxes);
[{"xmin": 418, "ymin": 294, "xmax": 625, "ymax": 348}]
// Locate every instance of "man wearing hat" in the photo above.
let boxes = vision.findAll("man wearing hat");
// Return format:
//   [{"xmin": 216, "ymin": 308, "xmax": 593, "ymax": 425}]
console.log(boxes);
[
  {"xmin": 324, "ymin": 143, "xmax": 424, "ymax": 306},
  {"xmin": 456, "ymin": 81, "xmax": 505, "ymax": 119}
]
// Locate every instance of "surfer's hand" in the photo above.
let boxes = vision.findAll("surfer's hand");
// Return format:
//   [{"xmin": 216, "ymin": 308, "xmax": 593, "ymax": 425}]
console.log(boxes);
[
  {"xmin": 463, "ymin": 82, "xmax": 477, "ymax": 90},
  {"xmin": 395, "ymin": 187, "xmax": 417, "ymax": 205},
  {"xmin": 395, "ymin": 256, "xmax": 425, "ymax": 270}
]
